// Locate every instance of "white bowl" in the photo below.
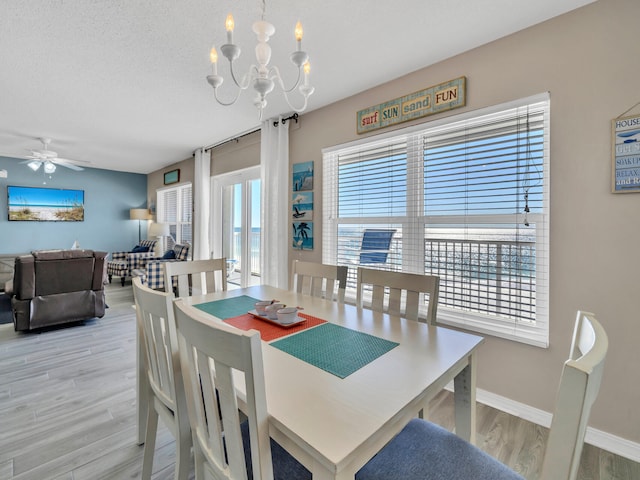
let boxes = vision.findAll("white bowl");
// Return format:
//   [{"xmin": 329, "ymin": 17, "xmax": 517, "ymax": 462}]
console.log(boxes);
[
  {"xmin": 255, "ymin": 301, "xmax": 271, "ymax": 315},
  {"xmin": 277, "ymin": 307, "xmax": 300, "ymax": 324},
  {"xmin": 265, "ymin": 303, "xmax": 285, "ymax": 319}
]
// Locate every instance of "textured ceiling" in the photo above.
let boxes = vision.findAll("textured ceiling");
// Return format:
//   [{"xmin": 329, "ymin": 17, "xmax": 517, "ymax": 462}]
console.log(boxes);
[{"xmin": 0, "ymin": 0, "xmax": 594, "ymax": 174}]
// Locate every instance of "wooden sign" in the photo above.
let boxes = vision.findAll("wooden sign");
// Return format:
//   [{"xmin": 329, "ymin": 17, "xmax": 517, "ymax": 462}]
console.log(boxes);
[{"xmin": 357, "ymin": 76, "xmax": 466, "ymax": 134}]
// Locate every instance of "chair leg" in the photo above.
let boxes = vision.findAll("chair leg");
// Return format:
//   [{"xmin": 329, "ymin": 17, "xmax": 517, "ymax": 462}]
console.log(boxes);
[
  {"xmin": 418, "ymin": 398, "xmax": 430, "ymax": 419},
  {"xmin": 141, "ymin": 402, "xmax": 159, "ymax": 480},
  {"xmin": 193, "ymin": 442, "xmax": 205, "ymax": 480},
  {"xmin": 121, "ymin": 276, "xmax": 126, "ymax": 287},
  {"xmin": 108, "ymin": 274, "xmax": 112, "ymax": 283},
  {"xmin": 175, "ymin": 422, "xmax": 192, "ymax": 480}
]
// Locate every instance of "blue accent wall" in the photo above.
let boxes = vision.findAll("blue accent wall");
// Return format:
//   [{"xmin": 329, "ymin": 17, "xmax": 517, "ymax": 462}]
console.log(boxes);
[{"xmin": 0, "ymin": 156, "xmax": 148, "ymax": 255}]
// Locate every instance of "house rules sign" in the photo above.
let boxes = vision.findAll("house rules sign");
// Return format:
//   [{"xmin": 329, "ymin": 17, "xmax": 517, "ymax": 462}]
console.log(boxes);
[
  {"xmin": 357, "ymin": 76, "xmax": 466, "ymax": 134},
  {"xmin": 612, "ymin": 113, "xmax": 640, "ymax": 193}
]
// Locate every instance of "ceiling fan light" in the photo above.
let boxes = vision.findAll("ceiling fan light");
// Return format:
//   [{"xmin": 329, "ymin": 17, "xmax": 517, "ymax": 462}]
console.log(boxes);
[
  {"xmin": 44, "ymin": 161, "xmax": 56, "ymax": 174},
  {"xmin": 27, "ymin": 161, "xmax": 41, "ymax": 171}
]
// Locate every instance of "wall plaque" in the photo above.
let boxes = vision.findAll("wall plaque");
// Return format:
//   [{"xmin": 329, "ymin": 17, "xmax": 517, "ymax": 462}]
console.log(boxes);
[
  {"xmin": 356, "ymin": 76, "xmax": 466, "ymax": 134},
  {"xmin": 164, "ymin": 169, "xmax": 180, "ymax": 185},
  {"xmin": 612, "ymin": 114, "xmax": 640, "ymax": 193}
]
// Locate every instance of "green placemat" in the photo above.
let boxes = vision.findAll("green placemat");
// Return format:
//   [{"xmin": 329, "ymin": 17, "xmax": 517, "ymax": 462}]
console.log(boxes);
[
  {"xmin": 270, "ymin": 323, "xmax": 399, "ymax": 379},
  {"xmin": 194, "ymin": 295, "xmax": 260, "ymax": 320}
]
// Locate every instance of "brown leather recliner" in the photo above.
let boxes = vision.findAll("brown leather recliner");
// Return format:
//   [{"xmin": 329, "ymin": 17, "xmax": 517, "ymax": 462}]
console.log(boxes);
[{"xmin": 10, "ymin": 249, "xmax": 107, "ymax": 331}]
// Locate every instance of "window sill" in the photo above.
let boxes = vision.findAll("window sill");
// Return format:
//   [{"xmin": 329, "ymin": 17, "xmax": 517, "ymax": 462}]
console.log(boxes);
[{"xmin": 436, "ymin": 309, "xmax": 549, "ymax": 348}]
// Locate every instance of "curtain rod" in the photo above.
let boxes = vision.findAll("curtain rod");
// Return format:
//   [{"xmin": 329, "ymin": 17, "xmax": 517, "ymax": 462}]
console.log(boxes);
[
  {"xmin": 273, "ymin": 112, "xmax": 298, "ymax": 127},
  {"xmin": 196, "ymin": 127, "xmax": 260, "ymax": 154},
  {"xmin": 195, "ymin": 112, "xmax": 299, "ymax": 155}
]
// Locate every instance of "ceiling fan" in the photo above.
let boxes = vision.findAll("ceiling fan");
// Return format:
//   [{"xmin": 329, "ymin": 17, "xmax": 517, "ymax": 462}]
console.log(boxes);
[{"xmin": 21, "ymin": 138, "xmax": 88, "ymax": 173}]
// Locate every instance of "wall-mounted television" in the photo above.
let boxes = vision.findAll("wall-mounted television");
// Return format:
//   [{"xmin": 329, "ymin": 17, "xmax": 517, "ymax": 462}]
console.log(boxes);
[{"xmin": 8, "ymin": 185, "xmax": 85, "ymax": 222}]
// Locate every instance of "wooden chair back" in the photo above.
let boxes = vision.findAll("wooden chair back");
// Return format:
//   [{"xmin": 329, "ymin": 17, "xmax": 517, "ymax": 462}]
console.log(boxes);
[
  {"xmin": 291, "ymin": 260, "xmax": 348, "ymax": 303},
  {"xmin": 356, "ymin": 267, "xmax": 440, "ymax": 324},
  {"xmin": 540, "ymin": 310, "xmax": 609, "ymax": 480},
  {"xmin": 173, "ymin": 299, "xmax": 274, "ymax": 480},
  {"xmin": 132, "ymin": 277, "xmax": 191, "ymax": 479},
  {"xmin": 164, "ymin": 258, "xmax": 227, "ymax": 298}
]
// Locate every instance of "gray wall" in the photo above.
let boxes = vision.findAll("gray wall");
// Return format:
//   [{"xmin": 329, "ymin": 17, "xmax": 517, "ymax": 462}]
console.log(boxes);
[
  {"xmin": 289, "ymin": 0, "xmax": 640, "ymax": 444},
  {"xmin": 0, "ymin": 156, "xmax": 147, "ymax": 254}
]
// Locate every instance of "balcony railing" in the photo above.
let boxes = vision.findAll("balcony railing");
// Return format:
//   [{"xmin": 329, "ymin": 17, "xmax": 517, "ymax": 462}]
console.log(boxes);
[
  {"xmin": 425, "ymin": 238, "xmax": 536, "ymax": 322},
  {"xmin": 230, "ymin": 230, "xmax": 262, "ymax": 276},
  {"xmin": 336, "ymin": 233, "xmax": 536, "ymax": 323}
]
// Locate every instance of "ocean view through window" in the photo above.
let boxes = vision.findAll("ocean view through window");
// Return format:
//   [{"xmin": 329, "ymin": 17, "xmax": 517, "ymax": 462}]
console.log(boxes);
[{"xmin": 323, "ymin": 94, "xmax": 550, "ymax": 346}]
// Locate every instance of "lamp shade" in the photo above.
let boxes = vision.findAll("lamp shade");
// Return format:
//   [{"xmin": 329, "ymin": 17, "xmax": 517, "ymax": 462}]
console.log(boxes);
[
  {"xmin": 130, "ymin": 208, "xmax": 150, "ymax": 220},
  {"xmin": 149, "ymin": 222, "xmax": 170, "ymax": 237}
]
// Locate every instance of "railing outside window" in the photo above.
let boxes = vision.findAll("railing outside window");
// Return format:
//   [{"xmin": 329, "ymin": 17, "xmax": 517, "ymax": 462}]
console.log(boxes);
[
  {"xmin": 424, "ymin": 237, "xmax": 535, "ymax": 323},
  {"xmin": 337, "ymin": 228, "xmax": 536, "ymax": 324}
]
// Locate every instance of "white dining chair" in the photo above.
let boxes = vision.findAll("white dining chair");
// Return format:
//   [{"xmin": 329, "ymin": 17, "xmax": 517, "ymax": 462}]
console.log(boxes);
[
  {"xmin": 164, "ymin": 258, "xmax": 227, "ymax": 298},
  {"xmin": 132, "ymin": 277, "xmax": 191, "ymax": 480},
  {"xmin": 354, "ymin": 310, "xmax": 609, "ymax": 480},
  {"xmin": 356, "ymin": 267, "xmax": 440, "ymax": 324},
  {"xmin": 172, "ymin": 299, "xmax": 312, "ymax": 480},
  {"xmin": 291, "ymin": 259, "xmax": 348, "ymax": 303}
]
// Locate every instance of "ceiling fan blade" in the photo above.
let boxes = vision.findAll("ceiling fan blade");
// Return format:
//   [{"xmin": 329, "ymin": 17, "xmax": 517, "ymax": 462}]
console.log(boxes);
[
  {"xmin": 56, "ymin": 156, "xmax": 91, "ymax": 164},
  {"xmin": 53, "ymin": 159, "xmax": 84, "ymax": 171}
]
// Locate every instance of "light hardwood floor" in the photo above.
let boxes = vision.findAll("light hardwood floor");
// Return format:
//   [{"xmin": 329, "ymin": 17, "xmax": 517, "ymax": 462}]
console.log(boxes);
[{"xmin": 0, "ymin": 281, "xmax": 637, "ymax": 479}]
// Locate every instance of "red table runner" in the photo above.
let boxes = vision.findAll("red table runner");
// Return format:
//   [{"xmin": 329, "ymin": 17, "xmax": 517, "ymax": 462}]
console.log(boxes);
[{"xmin": 224, "ymin": 312, "xmax": 326, "ymax": 342}]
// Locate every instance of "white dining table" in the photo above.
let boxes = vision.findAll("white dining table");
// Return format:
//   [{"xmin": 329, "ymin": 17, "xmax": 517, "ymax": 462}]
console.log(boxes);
[{"xmin": 137, "ymin": 285, "xmax": 484, "ymax": 480}]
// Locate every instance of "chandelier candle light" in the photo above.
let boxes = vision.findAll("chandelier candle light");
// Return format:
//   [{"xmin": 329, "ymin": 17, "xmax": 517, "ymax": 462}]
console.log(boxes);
[{"xmin": 206, "ymin": 1, "xmax": 314, "ymax": 118}]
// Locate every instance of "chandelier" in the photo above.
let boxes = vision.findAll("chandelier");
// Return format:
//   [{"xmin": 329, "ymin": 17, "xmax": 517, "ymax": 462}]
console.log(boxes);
[{"xmin": 206, "ymin": 0, "xmax": 314, "ymax": 118}]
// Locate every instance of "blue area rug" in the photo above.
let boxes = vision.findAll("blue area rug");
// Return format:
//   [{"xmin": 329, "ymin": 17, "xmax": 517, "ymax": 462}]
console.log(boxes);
[{"xmin": 0, "ymin": 293, "xmax": 12, "ymax": 325}]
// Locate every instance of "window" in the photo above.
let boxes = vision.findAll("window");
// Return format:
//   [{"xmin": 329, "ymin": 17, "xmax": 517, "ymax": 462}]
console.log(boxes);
[
  {"xmin": 323, "ymin": 94, "xmax": 549, "ymax": 346},
  {"xmin": 157, "ymin": 183, "xmax": 193, "ymax": 247}
]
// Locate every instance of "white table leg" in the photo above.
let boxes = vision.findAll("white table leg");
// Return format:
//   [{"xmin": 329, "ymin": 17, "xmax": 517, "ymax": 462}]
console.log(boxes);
[
  {"xmin": 311, "ymin": 467, "xmax": 352, "ymax": 480},
  {"xmin": 453, "ymin": 351, "xmax": 477, "ymax": 444}
]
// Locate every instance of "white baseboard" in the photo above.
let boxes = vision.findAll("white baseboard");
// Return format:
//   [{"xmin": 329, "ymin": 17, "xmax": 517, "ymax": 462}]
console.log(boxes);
[{"xmin": 474, "ymin": 388, "xmax": 640, "ymax": 463}]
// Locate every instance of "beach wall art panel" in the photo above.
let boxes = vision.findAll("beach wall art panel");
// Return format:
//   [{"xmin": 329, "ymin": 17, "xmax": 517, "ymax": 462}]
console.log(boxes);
[
  {"xmin": 292, "ymin": 161, "xmax": 313, "ymax": 191},
  {"xmin": 8, "ymin": 185, "xmax": 85, "ymax": 222},
  {"xmin": 292, "ymin": 191, "xmax": 313, "ymax": 220}
]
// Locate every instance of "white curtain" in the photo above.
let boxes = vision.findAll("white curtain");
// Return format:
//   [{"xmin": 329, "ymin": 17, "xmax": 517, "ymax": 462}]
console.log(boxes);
[
  {"xmin": 193, "ymin": 148, "xmax": 211, "ymax": 260},
  {"xmin": 260, "ymin": 116, "xmax": 289, "ymax": 288}
]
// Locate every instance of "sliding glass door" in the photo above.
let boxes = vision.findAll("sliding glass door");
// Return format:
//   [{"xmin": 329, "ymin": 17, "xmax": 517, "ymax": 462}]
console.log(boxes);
[{"xmin": 212, "ymin": 167, "xmax": 261, "ymax": 288}]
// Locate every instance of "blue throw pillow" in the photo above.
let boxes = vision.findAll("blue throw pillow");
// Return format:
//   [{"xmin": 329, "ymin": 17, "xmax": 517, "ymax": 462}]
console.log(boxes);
[
  {"xmin": 162, "ymin": 249, "xmax": 176, "ymax": 259},
  {"xmin": 131, "ymin": 245, "xmax": 150, "ymax": 253}
]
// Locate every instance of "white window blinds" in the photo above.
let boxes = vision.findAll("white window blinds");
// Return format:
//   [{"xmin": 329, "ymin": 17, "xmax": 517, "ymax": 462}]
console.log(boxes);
[
  {"xmin": 323, "ymin": 94, "xmax": 550, "ymax": 347},
  {"xmin": 157, "ymin": 183, "xmax": 193, "ymax": 247}
]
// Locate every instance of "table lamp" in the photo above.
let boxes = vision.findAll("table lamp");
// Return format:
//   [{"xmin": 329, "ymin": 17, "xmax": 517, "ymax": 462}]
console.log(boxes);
[{"xmin": 149, "ymin": 222, "xmax": 170, "ymax": 254}]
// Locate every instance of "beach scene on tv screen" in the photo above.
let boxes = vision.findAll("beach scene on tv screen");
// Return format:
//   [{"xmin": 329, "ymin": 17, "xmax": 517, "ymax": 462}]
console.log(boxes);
[{"xmin": 8, "ymin": 186, "xmax": 84, "ymax": 221}]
